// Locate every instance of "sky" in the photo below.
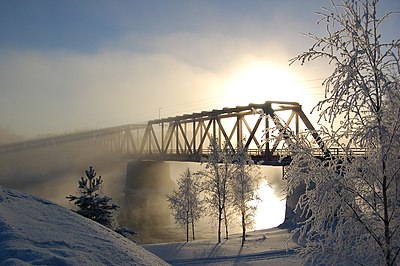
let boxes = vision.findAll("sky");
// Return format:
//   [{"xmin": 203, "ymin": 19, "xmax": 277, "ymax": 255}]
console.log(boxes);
[{"xmin": 0, "ymin": 0, "xmax": 399, "ymax": 137}]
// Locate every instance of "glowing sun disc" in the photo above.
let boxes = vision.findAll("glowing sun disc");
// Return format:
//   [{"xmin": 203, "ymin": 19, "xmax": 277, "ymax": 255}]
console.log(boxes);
[{"xmin": 223, "ymin": 60, "xmax": 302, "ymax": 106}]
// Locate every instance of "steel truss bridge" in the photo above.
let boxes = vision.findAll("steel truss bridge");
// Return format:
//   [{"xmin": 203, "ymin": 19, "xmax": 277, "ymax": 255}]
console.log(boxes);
[{"xmin": 0, "ymin": 101, "xmax": 328, "ymax": 166}]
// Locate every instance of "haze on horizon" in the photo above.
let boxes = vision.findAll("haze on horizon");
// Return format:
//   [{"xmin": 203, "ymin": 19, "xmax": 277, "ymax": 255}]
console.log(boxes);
[{"xmin": 0, "ymin": 0, "xmax": 399, "ymax": 137}]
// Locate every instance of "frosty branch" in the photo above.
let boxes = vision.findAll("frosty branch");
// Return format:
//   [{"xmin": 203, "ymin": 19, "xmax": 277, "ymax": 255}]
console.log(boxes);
[{"xmin": 287, "ymin": 0, "xmax": 399, "ymax": 265}]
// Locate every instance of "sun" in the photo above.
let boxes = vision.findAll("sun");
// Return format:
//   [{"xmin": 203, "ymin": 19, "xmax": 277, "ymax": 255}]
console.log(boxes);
[{"xmin": 222, "ymin": 60, "xmax": 303, "ymax": 106}]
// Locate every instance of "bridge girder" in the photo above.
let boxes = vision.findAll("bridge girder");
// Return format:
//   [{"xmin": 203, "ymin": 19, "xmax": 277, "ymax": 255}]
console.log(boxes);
[
  {"xmin": 135, "ymin": 101, "xmax": 327, "ymax": 165},
  {"xmin": 0, "ymin": 101, "xmax": 327, "ymax": 166}
]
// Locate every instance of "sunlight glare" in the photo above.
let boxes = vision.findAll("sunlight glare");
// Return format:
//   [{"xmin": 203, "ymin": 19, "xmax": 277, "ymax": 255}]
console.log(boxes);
[
  {"xmin": 254, "ymin": 182, "xmax": 286, "ymax": 230},
  {"xmin": 223, "ymin": 60, "xmax": 304, "ymax": 107}
]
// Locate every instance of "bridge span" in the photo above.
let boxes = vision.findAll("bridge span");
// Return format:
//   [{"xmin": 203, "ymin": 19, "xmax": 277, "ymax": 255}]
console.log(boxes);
[{"xmin": 0, "ymin": 101, "xmax": 327, "ymax": 166}]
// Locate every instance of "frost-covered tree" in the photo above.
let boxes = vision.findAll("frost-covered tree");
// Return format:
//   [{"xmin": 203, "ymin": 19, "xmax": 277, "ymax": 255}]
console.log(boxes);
[
  {"xmin": 67, "ymin": 166, "xmax": 119, "ymax": 228},
  {"xmin": 220, "ymin": 142, "xmax": 236, "ymax": 241},
  {"xmin": 231, "ymin": 142, "xmax": 262, "ymax": 246},
  {"xmin": 167, "ymin": 167, "xmax": 202, "ymax": 242},
  {"xmin": 198, "ymin": 138, "xmax": 234, "ymax": 243},
  {"xmin": 287, "ymin": 0, "xmax": 400, "ymax": 265}
]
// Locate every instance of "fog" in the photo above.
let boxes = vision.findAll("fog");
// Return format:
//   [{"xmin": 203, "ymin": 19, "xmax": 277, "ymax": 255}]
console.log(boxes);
[
  {"xmin": 0, "ymin": 138, "xmax": 287, "ymax": 244},
  {"xmin": 1, "ymin": 1, "xmax": 398, "ymax": 137},
  {"xmin": 0, "ymin": 2, "xmax": 346, "ymax": 140},
  {"xmin": 0, "ymin": 140, "xmax": 127, "ymax": 204},
  {"xmin": 0, "ymin": 34, "xmax": 331, "ymax": 138}
]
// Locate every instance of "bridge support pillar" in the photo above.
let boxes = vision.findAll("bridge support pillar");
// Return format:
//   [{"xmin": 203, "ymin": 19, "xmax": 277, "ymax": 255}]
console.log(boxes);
[
  {"xmin": 119, "ymin": 160, "xmax": 177, "ymax": 243},
  {"xmin": 281, "ymin": 181, "xmax": 307, "ymax": 229}
]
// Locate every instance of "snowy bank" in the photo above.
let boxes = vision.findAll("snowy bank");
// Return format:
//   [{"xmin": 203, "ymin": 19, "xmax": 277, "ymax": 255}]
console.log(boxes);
[
  {"xmin": 0, "ymin": 186, "xmax": 168, "ymax": 265},
  {"xmin": 144, "ymin": 227, "xmax": 302, "ymax": 265}
]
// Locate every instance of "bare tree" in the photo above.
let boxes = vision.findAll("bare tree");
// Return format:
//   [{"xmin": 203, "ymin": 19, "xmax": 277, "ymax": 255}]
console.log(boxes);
[
  {"xmin": 287, "ymin": 0, "xmax": 400, "ymax": 265},
  {"xmin": 231, "ymin": 142, "xmax": 262, "ymax": 246},
  {"xmin": 167, "ymin": 167, "xmax": 202, "ymax": 242}
]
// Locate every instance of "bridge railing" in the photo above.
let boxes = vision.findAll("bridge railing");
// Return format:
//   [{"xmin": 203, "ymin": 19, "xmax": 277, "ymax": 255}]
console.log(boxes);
[
  {"xmin": 132, "ymin": 146, "xmax": 364, "ymax": 157},
  {"xmin": 311, "ymin": 147, "xmax": 367, "ymax": 157}
]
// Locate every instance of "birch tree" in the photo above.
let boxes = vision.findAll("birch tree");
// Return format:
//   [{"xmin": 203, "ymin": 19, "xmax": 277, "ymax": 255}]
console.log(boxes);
[
  {"xmin": 167, "ymin": 167, "xmax": 202, "ymax": 242},
  {"xmin": 286, "ymin": 0, "xmax": 400, "ymax": 265},
  {"xmin": 221, "ymin": 141, "xmax": 236, "ymax": 240},
  {"xmin": 199, "ymin": 138, "xmax": 234, "ymax": 243},
  {"xmin": 231, "ymin": 142, "xmax": 262, "ymax": 246}
]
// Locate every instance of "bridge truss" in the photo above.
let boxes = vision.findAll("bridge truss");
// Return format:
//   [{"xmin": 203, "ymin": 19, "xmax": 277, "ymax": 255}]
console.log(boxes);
[
  {"xmin": 112, "ymin": 101, "xmax": 327, "ymax": 165},
  {"xmin": 0, "ymin": 101, "xmax": 327, "ymax": 166}
]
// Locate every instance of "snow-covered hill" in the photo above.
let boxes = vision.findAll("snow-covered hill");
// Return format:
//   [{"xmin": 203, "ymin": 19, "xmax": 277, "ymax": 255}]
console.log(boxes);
[{"xmin": 0, "ymin": 186, "xmax": 168, "ymax": 265}]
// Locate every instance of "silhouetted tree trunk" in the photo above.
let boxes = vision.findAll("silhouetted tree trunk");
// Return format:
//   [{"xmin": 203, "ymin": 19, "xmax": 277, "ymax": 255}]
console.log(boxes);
[{"xmin": 223, "ymin": 207, "xmax": 228, "ymax": 240}]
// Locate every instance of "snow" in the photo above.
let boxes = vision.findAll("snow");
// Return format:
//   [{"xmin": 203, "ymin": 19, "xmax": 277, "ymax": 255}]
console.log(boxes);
[
  {"xmin": 0, "ymin": 185, "xmax": 302, "ymax": 265},
  {"xmin": 144, "ymin": 227, "xmax": 302, "ymax": 265},
  {"xmin": 0, "ymin": 186, "xmax": 168, "ymax": 265}
]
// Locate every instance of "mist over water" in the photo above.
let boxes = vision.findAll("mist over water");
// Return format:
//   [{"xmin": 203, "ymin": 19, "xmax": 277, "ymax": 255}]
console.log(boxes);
[
  {"xmin": 0, "ymin": 140, "xmax": 287, "ymax": 244},
  {"xmin": 0, "ymin": 140, "xmax": 127, "ymax": 204}
]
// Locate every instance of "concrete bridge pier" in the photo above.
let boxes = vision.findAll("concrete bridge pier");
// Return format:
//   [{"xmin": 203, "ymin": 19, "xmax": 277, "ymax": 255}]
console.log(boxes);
[
  {"xmin": 279, "ymin": 180, "xmax": 311, "ymax": 247},
  {"xmin": 119, "ymin": 160, "xmax": 177, "ymax": 243},
  {"xmin": 280, "ymin": 181, "xmax": 307, "ymax": 228}
]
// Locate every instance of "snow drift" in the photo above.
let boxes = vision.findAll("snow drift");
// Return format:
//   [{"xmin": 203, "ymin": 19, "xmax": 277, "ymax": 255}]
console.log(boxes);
[{"xmin": 0, "ymin": 186, "xmax": 168, "ymax": 265}]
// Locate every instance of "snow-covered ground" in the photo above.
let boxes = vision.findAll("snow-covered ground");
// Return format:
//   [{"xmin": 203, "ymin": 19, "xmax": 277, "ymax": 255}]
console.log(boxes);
[
  {"xmin": 0, "ymin": 186, "xmax": 168, "ymax": 265},
  {"xmin": 0, "ymin": 185, "xmax": 302, "ymax": 265},
  {"xmin": 144, "ymin": 228, "xmax": 302, "ymax": 265}
]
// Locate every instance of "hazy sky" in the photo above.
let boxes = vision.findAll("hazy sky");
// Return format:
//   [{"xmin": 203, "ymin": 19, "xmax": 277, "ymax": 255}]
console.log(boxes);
[{"xmin": 0, "ymin": 0, "xmax": 399, "ymax": 136}]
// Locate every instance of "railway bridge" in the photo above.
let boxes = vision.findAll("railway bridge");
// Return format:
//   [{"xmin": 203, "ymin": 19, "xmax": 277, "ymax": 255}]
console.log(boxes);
[
  {"xmin": 0, "ymin": 101, "xmax": 329, "ymax": 166},
  {"xmin": 0, "ymin": 101, "xmax": 341, "ymax": 242}
]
